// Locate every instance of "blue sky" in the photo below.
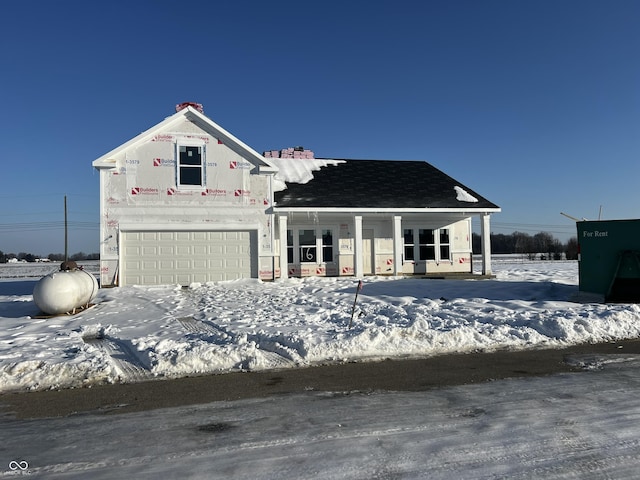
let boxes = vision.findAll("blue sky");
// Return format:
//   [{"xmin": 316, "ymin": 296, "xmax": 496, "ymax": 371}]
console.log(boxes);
[{"xmin": 1, "ymin": 0, "xmax": 638, "ymax": 255}]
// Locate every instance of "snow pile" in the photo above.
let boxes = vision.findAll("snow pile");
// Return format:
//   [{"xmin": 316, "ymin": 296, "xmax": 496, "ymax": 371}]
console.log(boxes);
[
  {"xmin": 2, "ymin": 261, "xmax": 640, "ymax": 393},
  {"xmin": 454, "ymin": 185, "xmax": 479, "ymax": 202},
  {"xmin": 269, "ymin": 157, "xmax": 344, "ymax": 191}
]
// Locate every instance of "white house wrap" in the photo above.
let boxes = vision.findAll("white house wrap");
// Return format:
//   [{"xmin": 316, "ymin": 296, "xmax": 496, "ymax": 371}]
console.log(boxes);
[{"xmin": 92, "ymin": 105, "xmax": 500, "ymax": 286}]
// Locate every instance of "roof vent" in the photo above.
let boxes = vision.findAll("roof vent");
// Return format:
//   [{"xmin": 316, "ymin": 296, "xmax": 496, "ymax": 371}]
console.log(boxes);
[{"xmin": 176, "ymin": 102, "xmax": 204, "ymax": 114}]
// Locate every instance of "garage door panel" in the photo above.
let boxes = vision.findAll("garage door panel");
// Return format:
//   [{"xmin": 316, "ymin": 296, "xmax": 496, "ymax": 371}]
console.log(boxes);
[
  {"xmin": 124, "ymin": 246, "xmax": 141, "ymax": 256},
  {"xmin": 193, "ymin": 245, "xmax": 207, "ymax": 255},
  {"xmin": 159, "ymin": 260, "xmax": 174, "ymax": 270},
  {"xmin": 209, "ymin": 259, "xmax": 224, "ymax": 269},
  {"xmin": 193, "ymin": 232, "xmax": 207, "ymax": 241},
  {"xmin": 175, "ymin": 259, "xmax": 191, "ymax": 269},
  {"xmin": 121, "ymin": 230, "xmax": 256, "ymax": 286}
]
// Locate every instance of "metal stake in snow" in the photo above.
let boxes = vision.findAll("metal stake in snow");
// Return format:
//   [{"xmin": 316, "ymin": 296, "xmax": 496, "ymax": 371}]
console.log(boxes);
[{"xmin": 349, "ymin": 280, "xmax": 364, "ymax": 329}]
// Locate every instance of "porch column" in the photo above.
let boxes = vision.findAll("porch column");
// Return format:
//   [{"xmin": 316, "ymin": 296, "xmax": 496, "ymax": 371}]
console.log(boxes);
[
  {"xmin": 354, "ymin": 215, "xmax": 363, "ymax": 278},
  {"xmin": 392, "ymin": 215, "xmax": 402, "ymax": 275},
  {"xmin": 480, "ymin": 213, "xmax": 492, "ymax": 276},
  {"xmin": 278, "ymin": 215, "xmax": 288, "ymax": 280}
]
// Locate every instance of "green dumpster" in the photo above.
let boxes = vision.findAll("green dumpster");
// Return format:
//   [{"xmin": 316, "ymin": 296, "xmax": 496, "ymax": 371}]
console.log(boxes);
[{"xmin": 577, "ymin": 219, "xmax": 640, "ymax": 303}]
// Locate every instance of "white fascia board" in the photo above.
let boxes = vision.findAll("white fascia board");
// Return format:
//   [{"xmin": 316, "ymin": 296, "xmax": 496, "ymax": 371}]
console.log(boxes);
[
  {"xmin": 119, "ymin": 222, "xmax": 261, "ymax": 232},
  {"xmin": 273, "ymin": 207, "xmax": 501, "ymax": 214},
  {"xmin": 182, "ymin": 108, "xmax": 278, "ymax": 174},
  {"xmin": 92, "ymin": 110, "xmax": 189, "ymax": 169}
]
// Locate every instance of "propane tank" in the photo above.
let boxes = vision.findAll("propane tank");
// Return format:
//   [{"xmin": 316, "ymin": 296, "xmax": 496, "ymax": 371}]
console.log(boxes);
[{"xmin": 33, "ymin": 261, "xmax": 99, "ymax": 315}]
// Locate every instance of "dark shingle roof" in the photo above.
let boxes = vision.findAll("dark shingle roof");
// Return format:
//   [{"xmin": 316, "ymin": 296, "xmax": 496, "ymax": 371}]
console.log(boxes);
[{"xmin": 273, "ymin": 159, "xmax": 499, "ymax": 210}]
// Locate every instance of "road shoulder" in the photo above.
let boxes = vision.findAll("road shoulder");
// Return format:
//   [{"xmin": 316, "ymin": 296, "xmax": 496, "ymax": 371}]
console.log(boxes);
[{"xmin": 2, "ymin": 339, "xmax": 639, "ymax": 419}]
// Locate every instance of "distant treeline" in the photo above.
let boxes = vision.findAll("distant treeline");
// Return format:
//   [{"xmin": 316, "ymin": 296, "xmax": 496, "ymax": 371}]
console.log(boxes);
[
  {"xmin": 472, "ymin": 232, "xmax": 579, "ymax": 260},
  {"xmin": 0, "ymin": 251, "xmax": 99, "ymax": 263}
]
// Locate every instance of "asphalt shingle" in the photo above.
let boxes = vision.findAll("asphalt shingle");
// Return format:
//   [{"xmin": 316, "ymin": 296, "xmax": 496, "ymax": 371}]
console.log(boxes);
[{"xmin": 274, "ymin": 159, "xmax": 499, "ymax": 209}]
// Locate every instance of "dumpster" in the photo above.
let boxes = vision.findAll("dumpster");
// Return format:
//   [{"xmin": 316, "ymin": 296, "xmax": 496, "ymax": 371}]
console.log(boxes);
[{"xmin": 577, "ymin": 219, "xmax": 640, "ymax": 303}]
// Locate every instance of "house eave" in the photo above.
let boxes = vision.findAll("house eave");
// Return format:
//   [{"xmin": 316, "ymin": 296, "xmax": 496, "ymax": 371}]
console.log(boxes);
[
  {"xmin": 273, "ymin": 207, "xmax": 502, "ymax": 214},
  {"xmin": 91, "ymin": 106, "xmax": 278, "ymax": 173}
]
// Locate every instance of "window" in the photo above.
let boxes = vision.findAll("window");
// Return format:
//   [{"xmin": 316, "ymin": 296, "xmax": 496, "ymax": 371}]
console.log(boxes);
[
  {"xmin": 177, "ymin": 144, "xmax": 205, "ymax": 187},
  {"xmin": 286, "ymin": 227, "xmax": 335, "ymax": 264},
  {"xmin": 322, "ymin": 229, "xmax": 334, "ymax": 262},
  {"xmin": 403, "ymin": 227, "xmax": 451, "ymax": 262},
  {"xmin": 287, "ymin": 230, "xmax": 294, "ymax": 264},
  {"xmin": 299, "ymin": 229, "xmax": 317, "ymax": 263},
  {"xmin": 419, "ymin": 229, "xmax": 435, "ymax": 260},
  {"xmin": 440, "ymin": 229, "xmax": 450, "ymax": 260},
  {"xmin": 403, "ymin": 229, "xmax": 415, "ymax": 261}
]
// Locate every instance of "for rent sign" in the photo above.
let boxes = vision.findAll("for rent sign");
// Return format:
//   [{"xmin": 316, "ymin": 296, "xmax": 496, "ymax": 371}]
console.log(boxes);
[{"xmin": 577, "ymin": 219, "xmax": 640, "ymax": 298}]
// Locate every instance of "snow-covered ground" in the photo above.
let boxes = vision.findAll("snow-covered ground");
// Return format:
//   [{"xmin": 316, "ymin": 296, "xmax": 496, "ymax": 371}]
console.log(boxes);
[
  {"xmin": 1, "ymin": 260, "xmax": 640, "ymax": 393},
  {"xmin": 3, "ymin": 260, "xmax": 640, "ymax": 479}
]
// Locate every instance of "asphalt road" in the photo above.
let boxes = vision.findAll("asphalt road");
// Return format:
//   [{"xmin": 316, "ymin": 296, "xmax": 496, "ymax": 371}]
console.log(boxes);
[{"xmin": 2, "ymin": 339, "xmax": 640, "ymax": 419}]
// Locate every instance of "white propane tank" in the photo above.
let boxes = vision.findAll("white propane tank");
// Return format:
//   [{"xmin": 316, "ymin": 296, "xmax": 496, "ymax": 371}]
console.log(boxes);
[{"xmin": 33, "ymin": 267, "xmax": 99, "ymax": 315}]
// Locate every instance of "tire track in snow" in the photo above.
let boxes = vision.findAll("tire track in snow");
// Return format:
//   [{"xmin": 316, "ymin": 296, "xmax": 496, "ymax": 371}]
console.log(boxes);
[
  {"xmin": 84, "ymin": 336, "xmax": 154, "ymax": 382},
  {"xmin": 176, "ymin": 316, "xmax": 221, "ymax": 336},
  {"xmin": 176, "ymin": 316, "xmax": 297, "ymax": 369}
]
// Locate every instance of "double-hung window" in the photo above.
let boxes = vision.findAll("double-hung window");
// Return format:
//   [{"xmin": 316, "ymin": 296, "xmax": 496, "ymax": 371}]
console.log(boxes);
[
  {"xmin": 419, "ymin": 229, "xmax": 436, "ymax": 261},
  {"xmin": 403, "ymin": 229, "xmax": 415, "ymax": 261},
  {"xmin": 440, "ymin": 229, "xmax": 451, "ymax": 259},
  {"xmin": 299, "ymin": 229, "xmax": 317, "ymax": 263},
  {"xmin": 287, "ymin": 230, "xmax": 294, "ymax": 264},
  {"xmin": 321, "ymin": 229, "xmax": 333, "ymax": 261},
  {"xmin": 177, "ymin": 143, "xmax": 205, "ymax": 188}
]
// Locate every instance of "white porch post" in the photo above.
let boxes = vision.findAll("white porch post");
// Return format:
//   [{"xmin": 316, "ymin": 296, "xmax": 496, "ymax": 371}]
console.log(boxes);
[
  {"xmin": 392, "ymin": 215, "xmax": 402, "ymax": 275},
  {"xmin": 278, "ymin": 215, "xmax": 288, "ymax": 280},
  {"xmin": 480, "ymin": 213, "xmax": 493, "ymax": 276},
  {"xmin": 354, "ymin": 215, "xmax": 363, "ymax": 278}
]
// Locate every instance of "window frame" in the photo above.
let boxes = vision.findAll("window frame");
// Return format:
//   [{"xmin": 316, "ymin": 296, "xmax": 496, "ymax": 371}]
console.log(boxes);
[
  {"xmin": 439, "ymin": 228, "xmax": 451, "ymax": 260},
  {"xmin": 418, "ymin": 228, "xmax": 436, "ymax": 261},
  {"xmin": 403, "ymin": 226, "xmax": 452, "ymax": 263},
  {"xmin": 176, "ymin": 142, "xmax": 206, "ymax": 189},
  {"xmin": 403, "ymin": 228, "xmax": 415, "ymax": 262},
  {"xmin": 298, "ymin": 229, "xmax": 317, "ymax": 263}
]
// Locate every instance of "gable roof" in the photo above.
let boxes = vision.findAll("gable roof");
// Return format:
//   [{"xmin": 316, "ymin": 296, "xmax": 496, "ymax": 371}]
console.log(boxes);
[
  {"xmin": 273, "ymin": 159, "xmax": 500, "ymax": 211},
  {"xmin": 92, "ymin": 106, "xmax": 277, "ymax": 174}
]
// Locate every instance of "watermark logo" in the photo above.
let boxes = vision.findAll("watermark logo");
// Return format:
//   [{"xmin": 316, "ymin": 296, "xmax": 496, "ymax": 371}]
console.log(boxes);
[{"xmin": 9, "ymin": 460, "xmax": 29, "ymax": 471}]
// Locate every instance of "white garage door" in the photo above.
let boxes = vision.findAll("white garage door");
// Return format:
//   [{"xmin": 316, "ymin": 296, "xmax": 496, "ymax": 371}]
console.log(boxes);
[{"xmin": 121, "ymin": 230, "xmax": 256, "ymax": 286}]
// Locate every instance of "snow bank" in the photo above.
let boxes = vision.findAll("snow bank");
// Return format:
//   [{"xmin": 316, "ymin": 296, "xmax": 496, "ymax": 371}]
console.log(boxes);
[{"xmin": 2, "ymin": 261, "xmax": 640, "ymax": 393}]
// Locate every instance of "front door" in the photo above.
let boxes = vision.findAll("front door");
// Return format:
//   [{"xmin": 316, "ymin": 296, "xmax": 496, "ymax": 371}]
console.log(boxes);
[{"xmin": 362, "ymin": 229, "xmax": 375, "ymax": 275}]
